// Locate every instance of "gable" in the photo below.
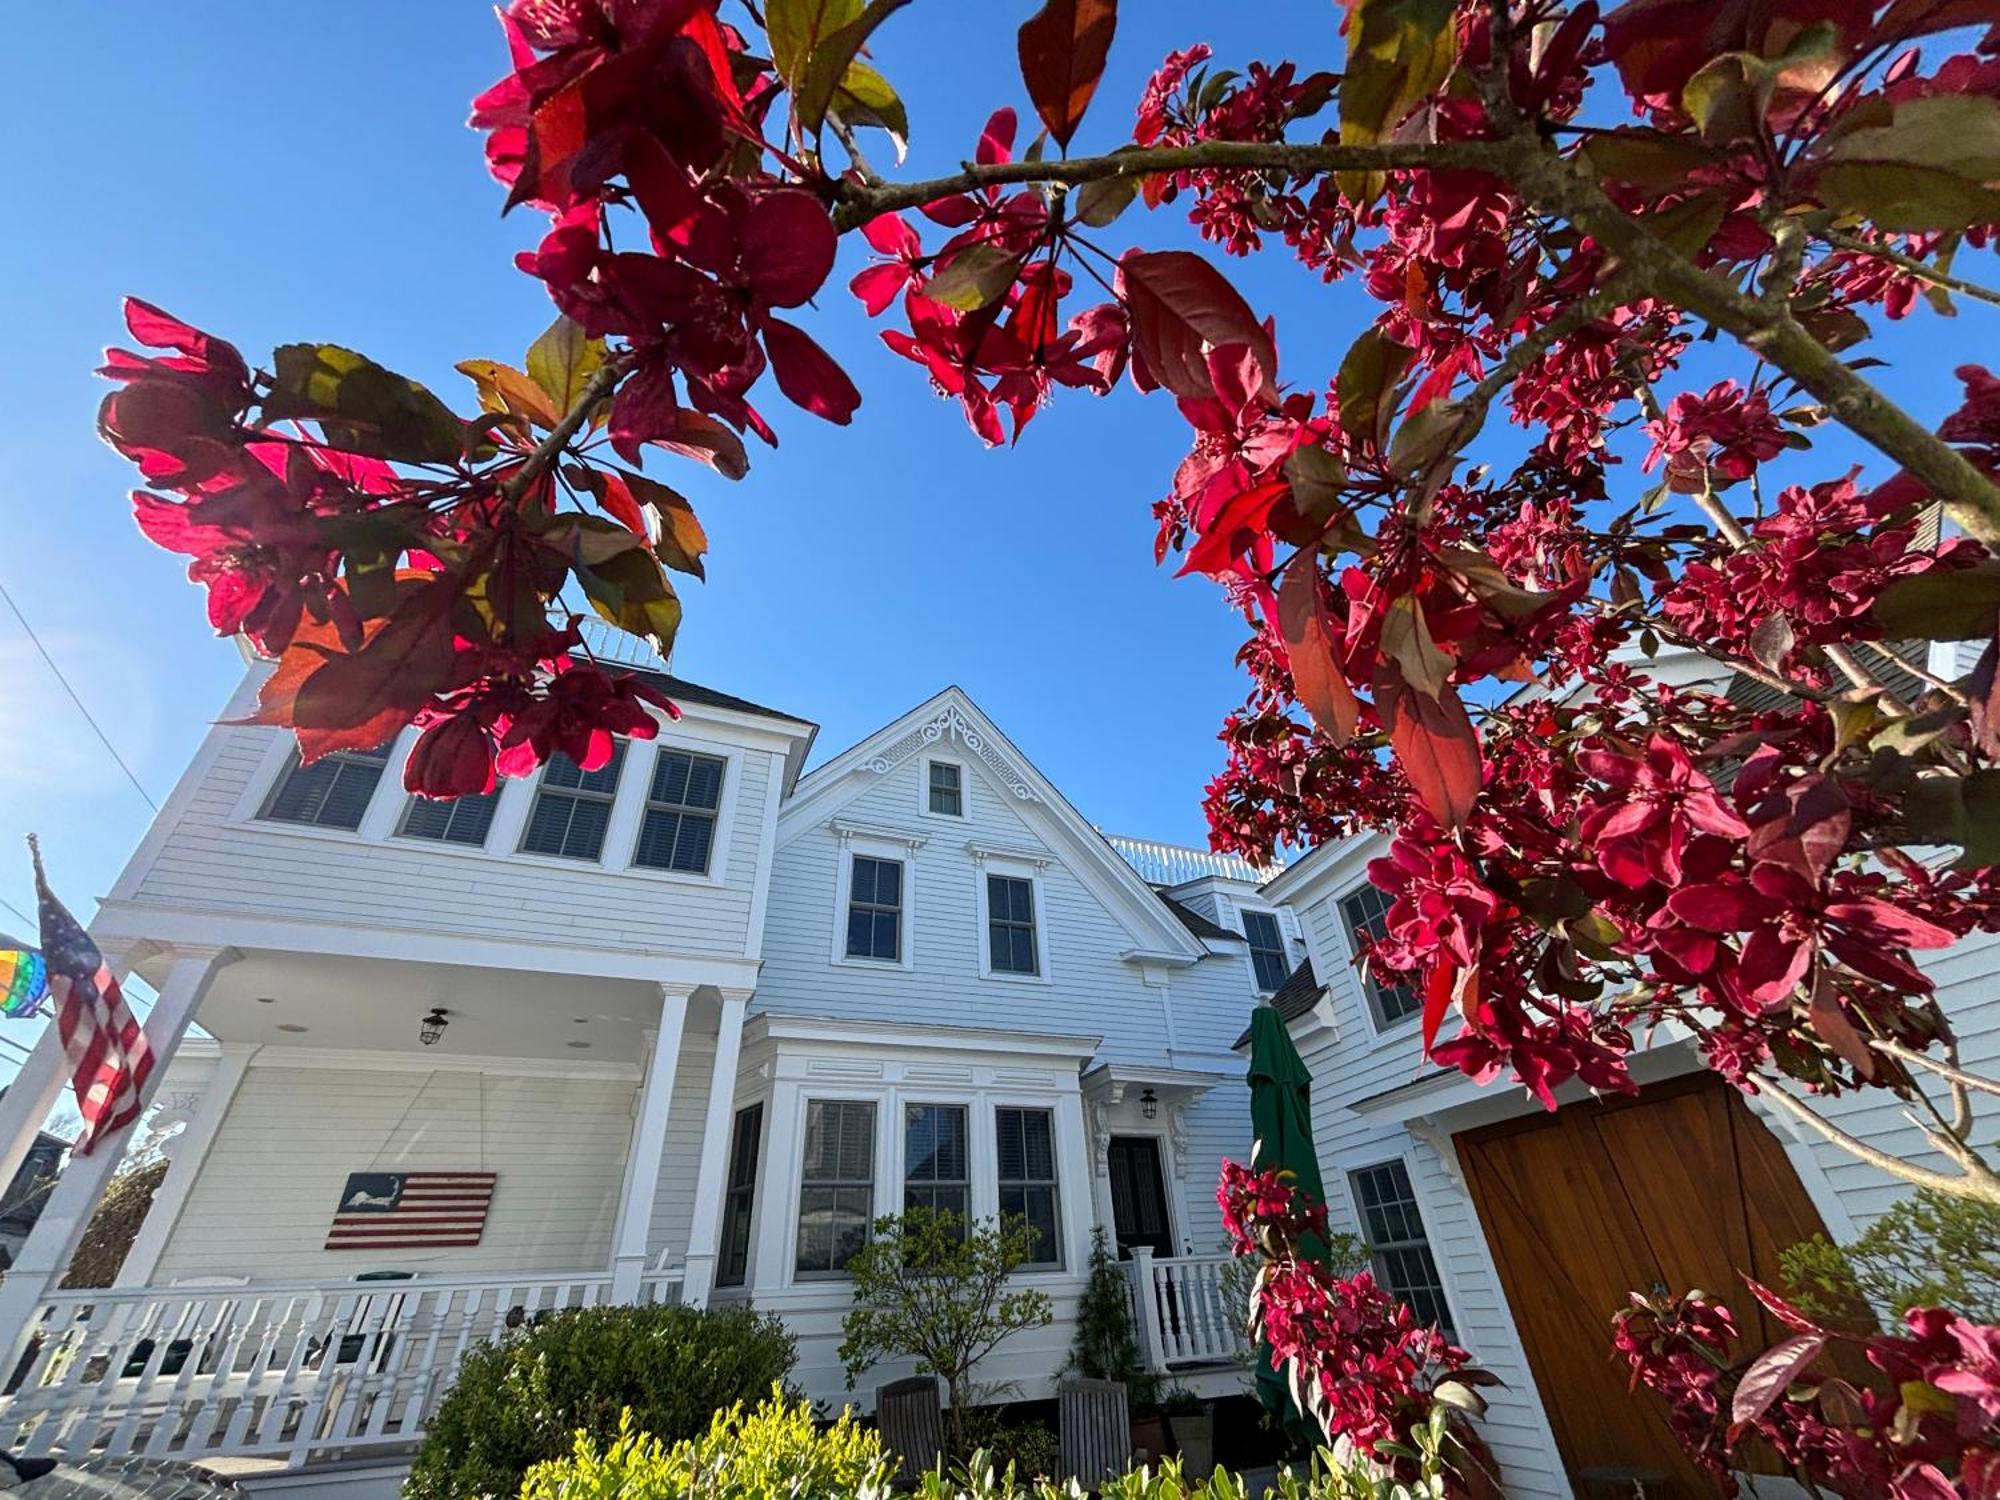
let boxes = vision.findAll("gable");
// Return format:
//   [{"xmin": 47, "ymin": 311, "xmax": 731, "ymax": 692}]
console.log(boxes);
[{"xmin": 780, "ymin": 688, "xmax": 1204, "ymax": 964}]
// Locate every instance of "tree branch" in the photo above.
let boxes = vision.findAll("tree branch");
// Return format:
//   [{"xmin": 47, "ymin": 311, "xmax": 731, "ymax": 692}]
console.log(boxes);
[
  {"xmin": 832, "ymin": 138, "xmax": 1510, "ymax": 229},
  {"xmin": 1819, "ymin": 228, "xmax": 2000, "ymax": 312},
  {"xmin": 1873, "ymin": 1036, "xmax": 2000, "ymax": 1100},
  {"xmin": 1498, "ymin": 137, "xmax": 2000, "ymax": 548},
  {"xmin": 1754, "ymin": 1072, "xmax": 2000, "ymax": 1205},
  {"xmin": 500, "ymin": 356, "xmax": 630, "ymax": 505}
]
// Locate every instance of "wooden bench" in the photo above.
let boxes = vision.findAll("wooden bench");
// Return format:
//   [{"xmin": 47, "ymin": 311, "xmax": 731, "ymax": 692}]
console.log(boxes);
[{"xmin": 1058, "ymin": 1378, "xmax": 1130, "ymax": 1490}]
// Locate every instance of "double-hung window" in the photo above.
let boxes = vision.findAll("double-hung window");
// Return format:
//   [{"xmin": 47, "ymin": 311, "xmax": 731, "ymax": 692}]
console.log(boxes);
[
  {"xmin": 1350, "ymin": 1160, "xmax": 1455, "ymax": 1337},
  {"xmin": 399, "ymin": 788, "xmax": 500, "ymax": 846},
  {"xmin": 716, "ymin": 1104, "xmax": 763, "ymax": 1289},
  {"xmin": 259, "ymin": 745, "xmax": 390, "ymax": 831},
  {"xmin": 1242, "ymin": 910, "xmax": 1291, "ymax": 992},
  {"xmin": 845, "ymin": 856, "xmax": 903, "ymax": 962},
  {"xmin": 928, "ymin": 761, "xmax": 963, "ymax": 816},
  {"xmin": 1341, "ymin": 884, "xmax": 1422, "ymax": 1027},
  {"xmin": 903, "ymin": 1103, "xmax": 968, "ymax": 1228},
  {"xmin": 633, "ymin": 748, "xmax": 725, "ymax": 874},
  {"xmin": 796, "ymin": 1099, "xmax": 875, "ymax": 1276},
  {"xmin": 520, "ymin": 745, "xmax": 626, "ymax": 860},
  {"xmin": 987, "ymin": 875, "xmax": 1039, "ymax": 976},
  {"xmin": 996, "ymin": 1107, "xmax": 1061, "ymax": 1266}
]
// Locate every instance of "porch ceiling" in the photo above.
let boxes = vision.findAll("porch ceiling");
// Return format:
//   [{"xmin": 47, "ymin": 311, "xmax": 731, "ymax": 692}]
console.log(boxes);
[{"xmin": 181, "ymin": 950, "xmax": 672, "ymax": 1062}]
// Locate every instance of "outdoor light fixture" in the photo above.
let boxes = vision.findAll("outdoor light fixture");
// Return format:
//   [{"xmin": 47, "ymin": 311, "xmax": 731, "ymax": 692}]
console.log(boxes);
[
  {"xmin": 419, "ymin": 1008, "xmax": 450, "ymax": 1047},
  {"xmin": 1139, "ymin": 1088, "xmax": 1158, "ymax": 1120}
]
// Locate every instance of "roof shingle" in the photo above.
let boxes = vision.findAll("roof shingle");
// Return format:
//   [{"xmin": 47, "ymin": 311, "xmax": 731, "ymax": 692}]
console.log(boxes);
[{"xmin": 1233, "ymin": 958, "xmax": 1322, "ymax": 1048}]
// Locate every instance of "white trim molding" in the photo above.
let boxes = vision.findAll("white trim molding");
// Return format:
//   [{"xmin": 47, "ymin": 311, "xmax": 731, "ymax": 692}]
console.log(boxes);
[{"xmin": 828, "ymin": 824, "xmax": 922, "ymax": 973}]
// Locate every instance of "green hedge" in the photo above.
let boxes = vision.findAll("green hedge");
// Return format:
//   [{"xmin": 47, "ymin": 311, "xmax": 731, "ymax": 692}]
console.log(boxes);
[
  {"xmin": 406, "ymin": 1303, "xmax": 796, "ymax": 1500},
  {"xmin": 522, "ymin": 1390, "xmax": 1457, "ymax": 1500}
]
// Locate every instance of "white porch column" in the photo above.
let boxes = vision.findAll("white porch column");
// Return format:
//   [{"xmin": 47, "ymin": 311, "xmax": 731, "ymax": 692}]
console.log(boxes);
[
  {"xmin": 678, "ymin": 987, "xmax": 750, "ymax": 1307},
  {"xmin": 114, "ymin": 1043, "xmax": 259, "ymax": 1287},
  {"xmin": 1129, "ymin": 1246, "xmax": 1170, "ymax": 1372},
  {"xmin": 0, "ymin": 945, "xmax": 235, "ymax": 1372},
  {"xmin": 609, "ymin": 982, "xmax": 691, "ymax": 1303}
]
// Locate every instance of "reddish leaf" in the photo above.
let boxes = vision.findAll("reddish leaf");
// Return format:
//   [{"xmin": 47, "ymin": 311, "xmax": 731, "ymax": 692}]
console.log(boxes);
[
  {"xmin": 1743, "ymin": 1275, "xmax": 1825, "ymax": 1335},
  {"xmin": 761, "ymin": 316, "xmax": 861, "ymax": 424},
  {"xmin": 1374, "ymin": 663, "xmax": 1482, "ymax": 829},
  {"xmin": 1421, "ymin": 957, "xmax": 1458, "ymax": 1056},
  {"xmin": 1016, "ymin": 0, "xmax": 1118, "ymax": 151},
  {"xmin": 1117, "ymin": 250, "xmax": 1275, "ymax": 403},
  {"xmin": 1807, "ymin": 976, "xmax": 1876, "ymax": 1078},
  {"xmin": 1180, "ymin": 478, "xmax": 1289, "ymax": 579},
  {"xmin": 1274, "ymin": 549, "xmax": 1361, "ymax": 744},
  {"xmin": 1729, "ymin": 1334, "xmax": 1824, "ymax": 1435},
  {"xmin": 740, "ymin": 191, "xmax": 839, "ymax": 309}
]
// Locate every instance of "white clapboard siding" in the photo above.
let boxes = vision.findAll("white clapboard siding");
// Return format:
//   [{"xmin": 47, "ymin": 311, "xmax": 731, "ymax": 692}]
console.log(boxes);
[
  {"xmin": 151, "ymin": 1066, "xmax": 636, "ymax": 1283},
  {"xmin": 646, "ymin": 1029, "xmax": 720, "ymax": 1262},
  {"xmin": 128, "ymin": 724, "xmax": 769, "ymax": 957}
]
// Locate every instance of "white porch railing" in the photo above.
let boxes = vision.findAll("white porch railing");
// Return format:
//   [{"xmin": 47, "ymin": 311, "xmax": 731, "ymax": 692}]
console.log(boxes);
[
  {"xmin": 0, "ymin": 1267, "xmax": 684, "ymax": 1467},
  {"xmin": 1126, "ymin": 1251, "xmax": 1247, "ymax": 1369}
]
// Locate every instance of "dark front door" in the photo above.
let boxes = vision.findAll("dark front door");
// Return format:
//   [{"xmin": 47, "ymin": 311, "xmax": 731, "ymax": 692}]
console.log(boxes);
[
  {"xmin": 1456, "ymin": 1072, "xmax": 1842, "ymax": 1497},
  {"xmin": 1107, "ymin": 1135, "xmax": 1174, "ymax": 1259}
]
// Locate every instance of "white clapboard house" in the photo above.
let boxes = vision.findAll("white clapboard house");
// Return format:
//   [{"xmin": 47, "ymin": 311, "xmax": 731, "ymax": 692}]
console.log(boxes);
[{"xmin": 0, "ymin": 644, "xmax": 1304, "ymax": 1496}]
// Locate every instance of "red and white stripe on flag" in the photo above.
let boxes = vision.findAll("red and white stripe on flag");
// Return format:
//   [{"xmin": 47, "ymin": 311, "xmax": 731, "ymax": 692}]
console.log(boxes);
[{"xmin": 33, "ymin": 839, "xmax": 153, "ymax": 1156}]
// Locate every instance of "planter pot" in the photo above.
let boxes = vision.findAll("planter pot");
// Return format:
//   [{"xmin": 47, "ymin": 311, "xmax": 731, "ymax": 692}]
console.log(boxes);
[
  {"xmin": 1130, "ymin": 1412, "xmax": 1171, "ymax": 1465},
  {"xmin": 1168, "ymin": 1413, "xmax": 1215, "ymax": 1479}
]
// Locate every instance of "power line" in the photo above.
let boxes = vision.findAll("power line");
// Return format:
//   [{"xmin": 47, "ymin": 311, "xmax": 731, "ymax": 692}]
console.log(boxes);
[
  {"xmin": 0, "ymin": 574, "xmax": 158, "ymax": 812},
  {"xmin": 0, "ymin": 893, "xmax": 31, "ymax": 931}
]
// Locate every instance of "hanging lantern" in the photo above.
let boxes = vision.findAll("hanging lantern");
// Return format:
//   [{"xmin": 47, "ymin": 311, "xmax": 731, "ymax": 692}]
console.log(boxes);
[
  {"xmin": 1139, "ymin": 1088, "xmax": 1159, "ymax": 1121},
  {"xmin": 419, "ymin": 1008, "xmax": 450, "ymax": 1047}
]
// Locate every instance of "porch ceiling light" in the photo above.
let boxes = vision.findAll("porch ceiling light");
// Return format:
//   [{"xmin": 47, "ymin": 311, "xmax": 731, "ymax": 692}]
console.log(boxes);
[
  {"xmin": 420, "ymin": 1007, "xmax": 450, "ymax": 1047},
  {"xmin": 1139, "ymin": 1088, "xmax": 1159, "ymax": 1120}
]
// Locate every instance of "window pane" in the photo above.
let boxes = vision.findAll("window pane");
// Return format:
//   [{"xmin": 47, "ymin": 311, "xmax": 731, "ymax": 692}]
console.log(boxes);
[
  {"xmin": 846, "ymin": 909, "xmax": 875, "ymax": 959},
  {"xmin": 871, "ymin": 912, "xmax": 899, "ymax": 960},
  {"xmin": 401, "ymin": 790, "xmax": 499, "ymax": 845},
  {"xmin": 670, "ymin": 812, "xmax": 713, "ymax": 872},
  {"xmin": 996, "ymin": 1108, "xmax": 1059, "ymax": 1267},
  {"xmin": 520, "ymin": 793, "xmax": 574, "ymax": 856},
  {"xmin": 652, "ymin": 751, "xmax": 691, "ymax": 807},
  {"xmin": 684, "ymin": 755, "xmax": 723, "ymax": 809},
  {"xmin": 1350, "ymin": 1160, "xmax": 1453, "ymax": 1338},
  {"xmin": 718, "ymin": 1104, "xmax": 762, "ymax": 1288},
  {"xmin": 1343, "ymin": 889, "xmax": 1421, "ymax": 1025},
  {"xmin": 262, "ymin": 750, "xmax": 388, "ymax": 831},
  {"xmin": 562, "ymin": 795, "xmax": 612, "ymax": 859}
]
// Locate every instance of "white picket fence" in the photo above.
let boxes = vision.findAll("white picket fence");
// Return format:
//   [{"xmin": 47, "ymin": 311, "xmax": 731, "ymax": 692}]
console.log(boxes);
[
  {"xmin": 1126, "ymin": 1250, "xmax": 1247, "ymax": 1369},
  {"xmin": 0, "ymin": 1268, "xmax": 683, "ymax": 1466}
]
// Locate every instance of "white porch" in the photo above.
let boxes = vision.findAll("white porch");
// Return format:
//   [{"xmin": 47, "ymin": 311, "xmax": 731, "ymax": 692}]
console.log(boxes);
[{"xmin": 0, "ymin": 938, "xmax": 756, "ymax": 1470}]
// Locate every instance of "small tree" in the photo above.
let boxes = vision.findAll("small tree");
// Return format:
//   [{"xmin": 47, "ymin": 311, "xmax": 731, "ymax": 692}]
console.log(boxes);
[
  {"xmin": 1781, "ymin": 1188, "xmax": 2000, "ymax": 1327},
  {"xmin": 1067, "ymin": 1226, "xmax": 1154, "ymax": 1404},
  {"xmin": 839, "ymin": 1209, "xmax": 1054, "ymax": 1459}
]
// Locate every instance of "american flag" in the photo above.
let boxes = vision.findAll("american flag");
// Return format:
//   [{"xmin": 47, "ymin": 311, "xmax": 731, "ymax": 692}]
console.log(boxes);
[
  {"xmin": 31, "ymin": 837, "xmax": 153, "ymax": 1157},
  {"xmin": 325, "ymin": 1172, "xmax": 498, "ymax": 1250}
]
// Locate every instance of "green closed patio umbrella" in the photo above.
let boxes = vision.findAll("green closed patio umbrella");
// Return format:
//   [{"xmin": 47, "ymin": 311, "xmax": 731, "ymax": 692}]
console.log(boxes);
[{"xmin": 1245, "ymin": 1002, "xmax": 1327, "ymax": 1429}]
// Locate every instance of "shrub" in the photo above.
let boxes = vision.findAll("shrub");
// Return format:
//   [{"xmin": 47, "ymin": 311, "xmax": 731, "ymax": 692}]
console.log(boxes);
[
  {"xmin": 522, "ymin": 1393, "xmax": 1457, "ymax": 1499},
  {"xmin": 407, "ymin": 1302, "xmax": 796, "ymax": 1500},
  {"xmin": 61, "ymin": 1158, "xmax": 167, "ymax": 1290},
  {"xmin": 520, "ymin": 1388, "xmax": 893, "ymax": 1500},
  {"xmin": 1780, "ymin": 1187, "xmax": 2000, "ymax": 1326}
]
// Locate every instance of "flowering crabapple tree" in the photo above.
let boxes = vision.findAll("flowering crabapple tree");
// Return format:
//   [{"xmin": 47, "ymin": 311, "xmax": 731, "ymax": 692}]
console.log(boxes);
[{"xmin": 98, "ymin": 0, "xmax": 2000, "ymax": 1488}]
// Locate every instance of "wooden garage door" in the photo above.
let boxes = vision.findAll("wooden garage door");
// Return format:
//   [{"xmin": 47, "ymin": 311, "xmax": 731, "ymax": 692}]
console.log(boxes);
[{"xmin": 1455, "ymin": 1073, "xmax": 1835, "ymax": 1496}]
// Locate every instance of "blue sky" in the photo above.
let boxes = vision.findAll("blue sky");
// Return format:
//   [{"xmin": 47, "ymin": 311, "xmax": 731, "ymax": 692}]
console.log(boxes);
[{"xmin": 0, "ymin": 2, "xmax": 1983, "ymax": 1022}]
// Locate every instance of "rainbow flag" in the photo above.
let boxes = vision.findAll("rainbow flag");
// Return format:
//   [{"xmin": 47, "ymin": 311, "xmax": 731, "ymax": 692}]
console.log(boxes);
[{"xmin": 0, "ymin": 942, "xmax": 48, "ymax": 1019}]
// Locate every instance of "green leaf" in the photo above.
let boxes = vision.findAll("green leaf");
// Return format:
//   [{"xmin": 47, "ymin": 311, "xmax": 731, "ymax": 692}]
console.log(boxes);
[
  {"xmin": 1388, "ymin": 397, "xmax": 1474, "ymax": 479},
  {"xmin": 1336, "ymin": 329, "xmax": 1415, "ymax": 451},
  {"xmin": 1581, "ymin": 130, "xmax": 1720, "ymax": 191},
  {"xmin": 923, "ymin": 243, "xmax": 1023, "ymax": 312},
  {"xmin": 1821, "ymin": 95, "xmax": 2000, "ymax": 232},
  {"xmin": 621, "ymin": 469, "xmax": 710, "ymax": 579},
  {"xmin": 1074, "ymin": 173, "xmax": 1139, "ymax": 228},
  {"xmin": 1337, "ymin": 0, "xmax": 1458, "ymax": 199},
  {"xmin": 1642, "ymin": 192, "xmax": 1728, "ymax": 260},
  {"xmin": 829, "ymin": 59, "xmax": 909, "ymax": 162},
  {"xmin": 525, "ymin": 316, "xmax": 607, "ymax": 418},
  {"xmin": 1873, "ymin": 563, "xmax": 2000, "ymax": 639},
  {"xmin": 456, "ymin": 358, "xmax": 559, "ymax": 431},
  {"xmin": 783, "ymin": 0, "xmax": 912, "ymax": 143},
  {"xmin": 264, "ymin": 345, "xmax": 468, "ymax": 466},
  {"xmin": 573, "ymin": 538, "xmax": 684, "ymax": 651}
]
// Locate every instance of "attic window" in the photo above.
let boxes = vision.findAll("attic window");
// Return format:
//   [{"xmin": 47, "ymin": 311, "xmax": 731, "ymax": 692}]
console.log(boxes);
[
  {"xmin": 260, "ymin": 745, "xmax": 390, "ymax": 831},
  {"xmin": 928, "ymin": 761, "xmax": 963, "ymax": 817},
  {"xmin": 1241, "ymin": 910, "xmax": 1291, "ymax": 992}
]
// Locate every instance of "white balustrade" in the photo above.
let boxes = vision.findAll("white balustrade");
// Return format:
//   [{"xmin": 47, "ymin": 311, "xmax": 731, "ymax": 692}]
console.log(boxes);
[
  {"xmin": 0, "ymin": 1267, "xmax": 685, "ymax": 1466},
  {"xmin": 1126, "ymin": 1255, "xmax": 1247, "ymax": 1369}
]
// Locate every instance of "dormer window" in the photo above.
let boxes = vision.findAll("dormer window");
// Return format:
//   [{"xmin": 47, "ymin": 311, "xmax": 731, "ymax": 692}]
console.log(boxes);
[
  {"xmin": 259, "ymin": 745, "xmax": 390, "ymax": 831},
  {"xmin": 1241, "ymin": 909, "xmax": 1291, "ymax": 992},
  {"xmin": 399, "ymin": 788, "xmax": 500, "ymax": 847},
  {"xmin": 633, "ymin": 748, "xmax": 726, "ymax": 874},
  {"xmin": 521, "ymin": 745, "xmax": 626, "ymax": 860},
  {"xmin": 1341, "ymin": 884, "xmax": 1422, "ymax": 1028},
  {"xmin": 927, "ymin": 761, "xmax": 963, "ymax": 817}
]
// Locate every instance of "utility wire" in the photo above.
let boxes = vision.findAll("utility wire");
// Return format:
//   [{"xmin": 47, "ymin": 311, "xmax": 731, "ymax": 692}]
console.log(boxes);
[
  {"xmin": 0, "ymin": 574, "xmax": 158, "ymax": 812},
  {"xmin": 0, "ymin": 893, "xmax": 32, "ymax": 931}
]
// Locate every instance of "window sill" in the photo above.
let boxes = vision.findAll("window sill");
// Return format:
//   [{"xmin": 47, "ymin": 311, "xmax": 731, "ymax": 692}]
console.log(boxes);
[
  {"xmin": 979, "ymin": 968, "xmax": 1052, "ymax": 986},
  {"xmin": 834, "ymin": 953, "xmax": 914, "ymax": 974}
]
